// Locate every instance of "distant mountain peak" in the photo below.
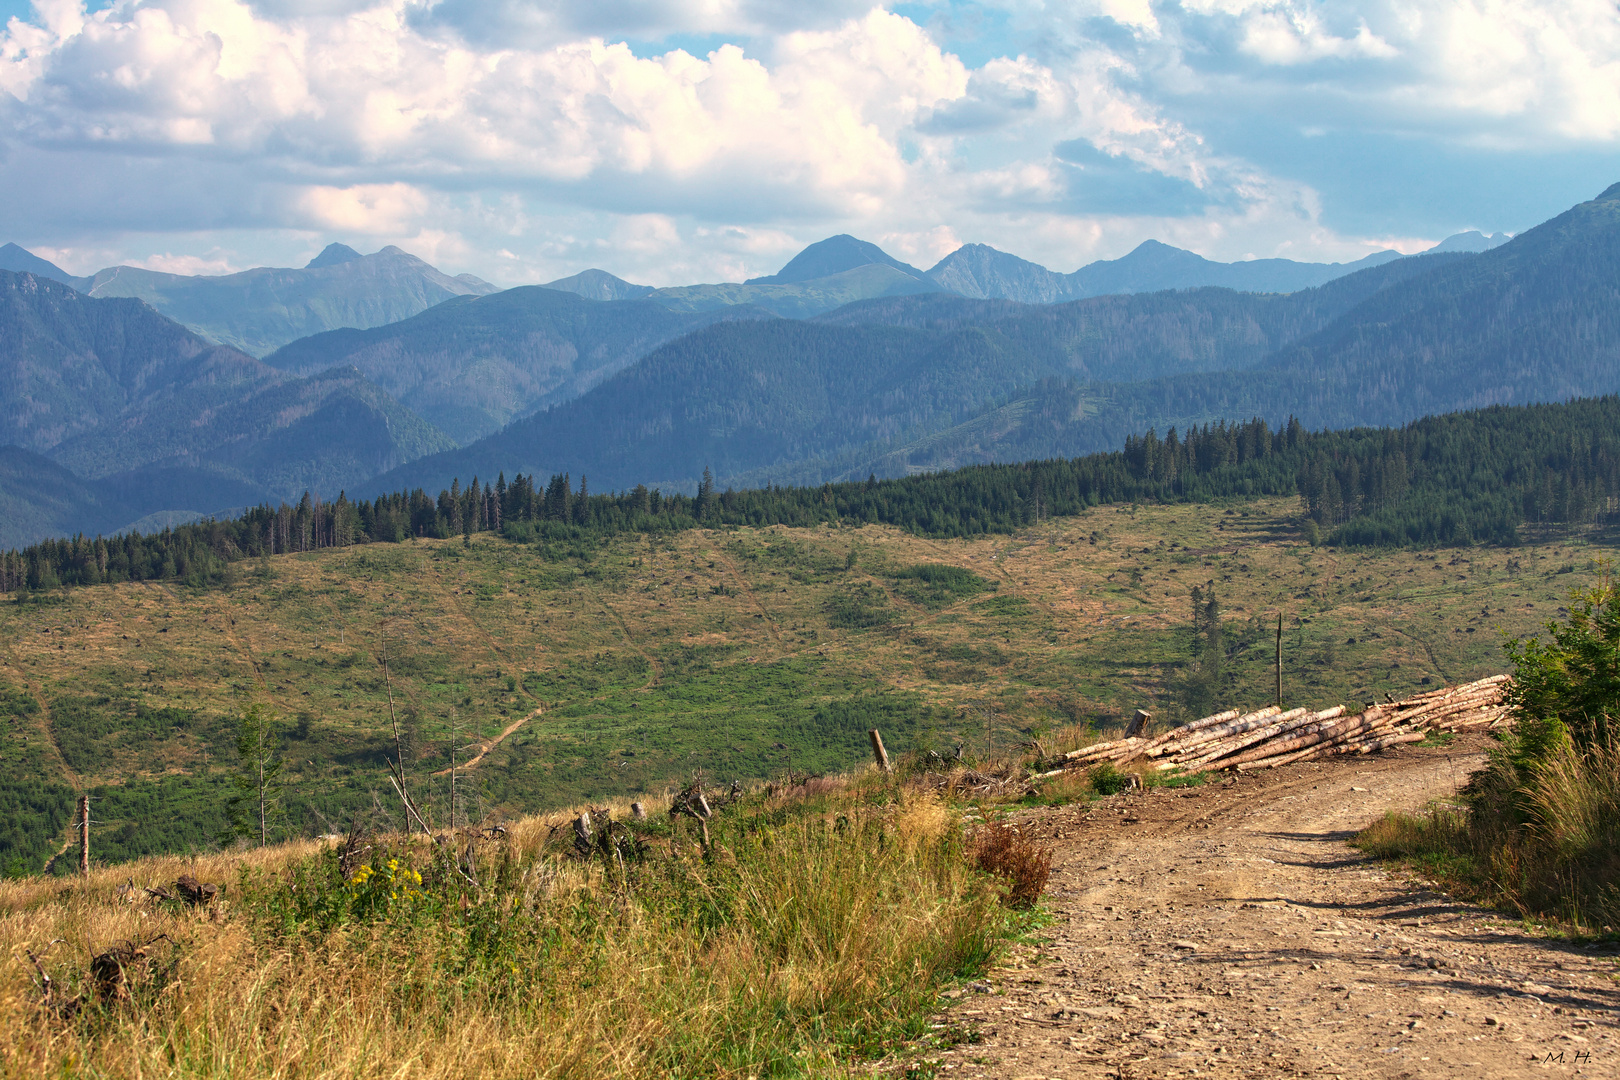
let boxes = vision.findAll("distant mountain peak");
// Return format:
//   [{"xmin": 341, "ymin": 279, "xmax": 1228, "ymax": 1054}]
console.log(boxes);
[
  {"xmin": 541, "ymin": 268, "xmax": 656, "ymax": 302},
  {"xmin": 1429, "ymin": 231, "xmax": 1511, "ymax": 254},
  {"xmin": 1596, "ymin": 181, "xmax": 1620, "ymax": 202},
  {"xmin": 305, "ymin": 243, "xmax": 363, "ymax": 269},
  {"xmin": 748, "ymin": 235, "xmax": 929, "ymax": 286},
  {"xmin": 0, "ymin": 243, "xmax": 90, "ymax": 291},
  {"xmin": 1117, "ymin": 239, "xmax": 1212, "ymax": 266}
]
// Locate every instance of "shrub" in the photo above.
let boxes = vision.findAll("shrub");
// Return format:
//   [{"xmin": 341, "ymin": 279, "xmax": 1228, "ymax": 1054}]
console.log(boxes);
[
  {"xmin": 892, "ymin": 564, "xmax": 990, "ymax": 609},
  {"xmin": 1368, "ymin": 578, "xmax": 1620, "ymax": 929},
  {"xmin": 972, "ymin": 825, "xmax": 1051, "ymax": 909},
  {"xmin": 1089, "ymin": 762, "xmax": 1135, "ymax": 796}
]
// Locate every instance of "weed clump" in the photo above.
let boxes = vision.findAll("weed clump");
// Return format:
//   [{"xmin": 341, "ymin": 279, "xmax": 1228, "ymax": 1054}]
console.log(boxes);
[
  {"xmin": 972, "ymin": 825, "xmax": 1052, "ymax": 909},
  {"xmin": 1089, "ymin": 762, "xmax": 1136, "ymax": 796}
]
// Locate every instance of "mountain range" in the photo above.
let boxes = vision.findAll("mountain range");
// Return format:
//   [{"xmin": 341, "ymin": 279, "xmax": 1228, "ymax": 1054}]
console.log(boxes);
[
  {"xmin": 0, "ymin": 188, "xmax": 1593, "ymax": 551},
  {"xmin": 360, "ymin": 192, "xmax": 1606, "ymax": 496},
  {"xmin": 262, "ymin": 287, "xmax": 771, "ymax": 444},
  {"xmin": 0, "ymin": 269, "xmax": 453, "ymax": 544},
  {"xmin": 368, "ymin": 250, "xmax": 1469, "ymax": 495},
  {"xmin": 0, "ymin": 242, "xmax": 498, "ymax": 357},
  {"xmin": 2, "ymin": 226, "xmax": 1504, "ymax": 357}
]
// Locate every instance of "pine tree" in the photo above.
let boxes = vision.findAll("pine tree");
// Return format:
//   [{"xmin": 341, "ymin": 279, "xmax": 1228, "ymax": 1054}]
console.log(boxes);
[{"xmin": 226, "ymin": 703, "xmax": 285, "ymax": 846}]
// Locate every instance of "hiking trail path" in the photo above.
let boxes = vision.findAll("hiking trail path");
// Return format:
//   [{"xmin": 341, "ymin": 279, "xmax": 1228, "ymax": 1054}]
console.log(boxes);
[{"xmin": 921, "ymin": 735, "xmax": 1617, "ymax": 1079}]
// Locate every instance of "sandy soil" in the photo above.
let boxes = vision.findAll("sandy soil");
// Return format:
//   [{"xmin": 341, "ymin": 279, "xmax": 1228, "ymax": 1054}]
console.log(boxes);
[{"xmin": 924, "ymin": 736, "xmax": 1619, "ymax": 1078}]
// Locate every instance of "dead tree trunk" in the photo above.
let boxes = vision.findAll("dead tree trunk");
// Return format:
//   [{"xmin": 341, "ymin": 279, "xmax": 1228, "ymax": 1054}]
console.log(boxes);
[{"xmin": 77, "ymin": 795, "xmax": 89, "ymax": 877}]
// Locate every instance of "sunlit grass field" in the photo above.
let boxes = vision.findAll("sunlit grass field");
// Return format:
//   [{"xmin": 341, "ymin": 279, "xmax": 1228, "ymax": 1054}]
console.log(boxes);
[{"xmin": 1, "ymin": 497, "xmax": 1612, "ymax": 868}]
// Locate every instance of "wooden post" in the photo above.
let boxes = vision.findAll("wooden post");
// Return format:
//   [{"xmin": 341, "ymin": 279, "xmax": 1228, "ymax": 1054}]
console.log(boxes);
[
  {"xmin": 868, "ymin": 729, "xmax": 891, "ymax": 773},
  {"xmin": 630, "ymin": 802, "xmax": 646, "ymax": 820},
  {"xmin": 1275, "ymin": 612, "xmax": 1283, "ymax": 708},
  {"xmin": 1125, "ymin": 710, "xmax": 1152, "ymax": 738},
  {"xmin": 77, "ymin": 794, "xmax": 89, "ymax": 877}
]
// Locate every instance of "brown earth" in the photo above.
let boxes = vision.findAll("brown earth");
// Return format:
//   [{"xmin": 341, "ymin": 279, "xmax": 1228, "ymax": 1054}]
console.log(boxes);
[{"xmin": 922, "ymin": 736, "xmax": 1618, "ymax": 1078}]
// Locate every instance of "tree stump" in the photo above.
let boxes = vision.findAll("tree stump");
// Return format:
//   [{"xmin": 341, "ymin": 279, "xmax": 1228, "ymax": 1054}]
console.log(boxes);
[{"xmin": 1125, "ymin": 709, "xmax": 1153, "ymax": 738}]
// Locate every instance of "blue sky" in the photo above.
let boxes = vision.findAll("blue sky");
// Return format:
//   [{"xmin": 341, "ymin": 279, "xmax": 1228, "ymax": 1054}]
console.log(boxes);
[{"xmin": 1, "ymin": 0, "xmax": 1616, "ymax": 284}]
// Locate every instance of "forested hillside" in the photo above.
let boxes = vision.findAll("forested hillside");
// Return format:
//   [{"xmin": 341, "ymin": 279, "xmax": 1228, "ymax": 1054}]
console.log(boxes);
[
  {"xmin": 0, "ymin": 271, "xmax": 268, "ymax": 455},
  {"xmin": 1073, "ymin": 182, "xmax": 1620, "ymax": 443},
  {"xmin": 264, "ymin": 286, "xmax": 771, "ymax": 443},
  {"xmin": 6, "ymin": 396, "xmax": 1618, "ymax": 594},
  {"xmin": 374, "ymin": 252, "xmax": 1468, "ymax": 495},
  {"xmin": 0, "ymin": 271, "xmax": 459, "ymax": 546}
]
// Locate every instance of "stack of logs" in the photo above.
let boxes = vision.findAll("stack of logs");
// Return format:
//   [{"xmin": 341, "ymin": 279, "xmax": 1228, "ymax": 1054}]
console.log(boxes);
[{"xmin": 1059, "ymin": 674, "xmax": 1511, "ymax": 776}]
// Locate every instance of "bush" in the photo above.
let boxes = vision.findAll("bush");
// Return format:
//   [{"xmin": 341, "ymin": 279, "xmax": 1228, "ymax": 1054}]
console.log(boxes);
[
  {"xmin": 972, "ymin": 825, "xmax": 1051, "ymax": 909},
  {"xmin": 1366, "ymin": 579, "xmax": 1620, "ymax": 929},
  {"xmin": 1089, "ymin": 762, "xmax": 1136, "ymax": 796},
  {"xmin": 892, "ymin": 563, "xmax": 991, "ymax": 609}
]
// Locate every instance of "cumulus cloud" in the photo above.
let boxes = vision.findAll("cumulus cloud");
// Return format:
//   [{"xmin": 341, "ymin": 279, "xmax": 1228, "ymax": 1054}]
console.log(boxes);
[
  {"xmin": 1144, "ymin": 0, "xmax": 1620, "ymax": 142},
  {"xmin": 0, "ymin": 0, "xmax": 1611, "ymax": 284}
]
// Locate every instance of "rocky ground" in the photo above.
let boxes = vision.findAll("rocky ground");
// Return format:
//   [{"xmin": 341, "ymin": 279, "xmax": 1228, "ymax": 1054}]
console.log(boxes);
[{"xmin": 922, "ymin": 736, "xmax": 1618, "ymax": 1078}]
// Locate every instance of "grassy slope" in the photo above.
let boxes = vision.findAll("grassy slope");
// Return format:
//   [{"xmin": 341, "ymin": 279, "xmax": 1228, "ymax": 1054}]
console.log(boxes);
[{"xmin": 1, "ymin": 499, "xmax": 1613, "ymax": 869}]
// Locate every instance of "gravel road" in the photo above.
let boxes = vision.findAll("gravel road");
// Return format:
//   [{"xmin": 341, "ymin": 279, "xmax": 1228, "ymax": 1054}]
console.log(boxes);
[{"xmin": 924, "ymin": 736, "xmax": 1618, "ymax": 1078}]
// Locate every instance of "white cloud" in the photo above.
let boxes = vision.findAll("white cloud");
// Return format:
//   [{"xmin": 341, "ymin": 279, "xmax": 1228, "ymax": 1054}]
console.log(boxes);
[
  {"xmin": 127, "ymin": 250, "xmax": 244, "ymax": 274},
  {"xmin": 1155, "ymin": 0, "xmax": 1620, "ymax": 142},
  {"xmin": 296, "ymin": 182, "xmax": 431, "ymax": 232},
  {"xmin": 1, "ymin": 0, "xmax": 1612, "ymax": 286}
]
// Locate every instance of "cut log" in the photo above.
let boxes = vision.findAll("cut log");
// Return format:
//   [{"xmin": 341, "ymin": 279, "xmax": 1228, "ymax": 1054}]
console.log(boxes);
[
  {"xmin": 1154, "ymin": 706, "xmax": 1285, "ymax": 756},
  {"xmin": 1189, "ymin": 706, "xmax": 1346, "ymax": 765},
  {"xmin": 1210, "ymin": 710, "xmax": 1390, "ymax": 770},
  {"xmin": 1356, "ymin": 731, "xmax": 1426, "ymax": 754},
  {"xmin": 1143, "ymin": 710, "xmax": 1239, "ymax": 754}
]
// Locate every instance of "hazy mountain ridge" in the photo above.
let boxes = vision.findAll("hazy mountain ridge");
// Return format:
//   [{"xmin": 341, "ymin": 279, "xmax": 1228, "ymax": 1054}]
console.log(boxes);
[
  {"xmin": 80, "ymin": 246, "xmax": 501, "ymax": 357},
  {"xmin": 364, "ymin": 250, "xmax": 1472, "ymax": 496},
  {"xmin": 264, "ymin": 287, "xmax": 776, "ymax": 444},
  {"xmin": 924, "ymin": 239, "xmax": 1406, "ymax": 304},
  {"xmin": 0, "ymin": 243, "xmax": 92, "ymax": 290},
  {"xmin": 0, "ymin": 270, "xmax": 265, "ymax": 455},
  {"xmin": 745, "ymin": 235, "xmax": 933, "ymax": 285},
  {"xmin": 539, "ymin": 229, "xmax": 1446, "ymax": 321},
  {"xmin": 0, "ymin": 271, "xmax": 460, "ymax": 545},
  {"xmin": 541, "ymin": 268, "xmax": 657, "ymax": 301},
  {"xmin": 825, "ymin": 189, "xmax": 1620, "ymax": 474},
  {"xmin": 354, "ymin": 180, "xmax": 1613, "ymax": 499}
]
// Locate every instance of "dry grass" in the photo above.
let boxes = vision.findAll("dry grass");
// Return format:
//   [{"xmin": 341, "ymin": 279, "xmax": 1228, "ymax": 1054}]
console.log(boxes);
[
  {"xmin": 971, "ymin": 825, "xmax": 1052, "ymax": 910},
  {"xmin": 1357, "ymin": 736, "xmax": 1620, "ymax": 931},
  {"xmin": 0, "ymin": 777, "xmax": 1012, "ymax": 1079}
]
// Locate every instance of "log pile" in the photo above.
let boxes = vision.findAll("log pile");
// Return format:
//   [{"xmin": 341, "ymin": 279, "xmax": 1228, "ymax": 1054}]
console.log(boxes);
[{"xmin": 1059, "ymin": 674, "xmax": 1512, "ymax": 777}]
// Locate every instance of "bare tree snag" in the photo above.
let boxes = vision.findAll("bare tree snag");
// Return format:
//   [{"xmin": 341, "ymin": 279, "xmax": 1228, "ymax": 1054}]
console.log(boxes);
[{"xmin": 77, "ymin": 795, "xmax": 89, "ymax": 877}]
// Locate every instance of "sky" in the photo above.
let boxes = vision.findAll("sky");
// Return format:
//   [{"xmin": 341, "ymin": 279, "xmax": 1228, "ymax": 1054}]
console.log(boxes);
[{"xmin": 0, "ymin": 0, "xmax": 1617, "ymax": 286}]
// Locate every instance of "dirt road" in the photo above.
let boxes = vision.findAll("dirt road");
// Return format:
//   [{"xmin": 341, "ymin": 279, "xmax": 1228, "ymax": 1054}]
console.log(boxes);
[{"xmin": 926, "ymin": 736, "xmax": 1618, "ymax": 1078}]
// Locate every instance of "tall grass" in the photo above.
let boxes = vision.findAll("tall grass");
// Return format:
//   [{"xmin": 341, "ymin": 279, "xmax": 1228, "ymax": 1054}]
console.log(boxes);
[
  {"xmin": 1359, "ymin": 580, "xmax": 1620, "ymax": 930},
  {"xmin": 0, "ymin": 782, "xmax": 1008, "ymax": 1078},
  {"xmin": 1357, "ymin": 735, "xmax": 1620, "ymax": 929}
]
